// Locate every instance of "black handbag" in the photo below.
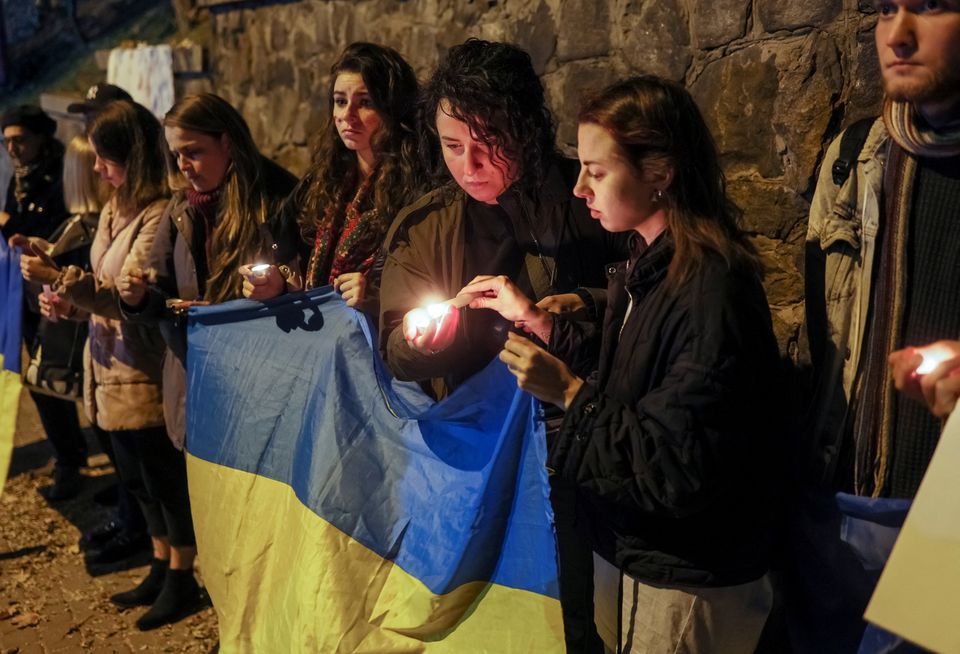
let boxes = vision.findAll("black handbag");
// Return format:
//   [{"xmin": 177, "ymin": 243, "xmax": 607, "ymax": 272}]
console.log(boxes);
[{"xmin": 23, "ymin": 316, "xmax": 86, "ymax": 401}]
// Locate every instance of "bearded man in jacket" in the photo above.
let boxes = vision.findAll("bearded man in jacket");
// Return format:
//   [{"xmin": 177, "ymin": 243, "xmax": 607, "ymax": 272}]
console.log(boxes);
[{"xmin": 797, "ymin": 1, "xmax": 960, "ymax": 651}]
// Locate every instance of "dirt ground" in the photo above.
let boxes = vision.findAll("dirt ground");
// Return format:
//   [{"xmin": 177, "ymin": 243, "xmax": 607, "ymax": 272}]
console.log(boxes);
[{"xmin": 0, "ymin": 391, "xmax": 219, "ymax": 653}]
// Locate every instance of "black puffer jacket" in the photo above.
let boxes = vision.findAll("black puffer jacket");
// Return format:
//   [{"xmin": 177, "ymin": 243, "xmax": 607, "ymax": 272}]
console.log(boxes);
[{"xmin": 548, "ymin": 233, "xmax": 783, "ymax": 587}]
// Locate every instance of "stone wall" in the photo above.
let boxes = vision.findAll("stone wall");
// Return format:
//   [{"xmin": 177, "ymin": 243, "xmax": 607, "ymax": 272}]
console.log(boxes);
[{"xmin": 207, "ymin": 0, "xmax": 884, "ymax": 358}]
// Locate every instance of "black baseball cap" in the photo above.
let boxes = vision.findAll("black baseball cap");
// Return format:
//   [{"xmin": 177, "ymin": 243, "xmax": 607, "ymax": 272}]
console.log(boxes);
[{"xmin": 67, "ymin": 83, "xmax": 133, "ymax": 115}]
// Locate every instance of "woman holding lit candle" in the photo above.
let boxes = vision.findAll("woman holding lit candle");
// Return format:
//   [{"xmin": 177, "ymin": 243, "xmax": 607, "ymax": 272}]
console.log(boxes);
[
  {"xmin": 24, "ymin": 101, "xmax": 203, "ymax": 630},
  {"xmin": 460, "ymin": 76, "xmax": 782, "ymax": 652},
  {"xmin": 379, "ymin": 40, "xmax": 623, "ymax": 402},
  {"xmin": 118, "ymin": 93, "xmax": 296, "ymax": 449},
  {"xmin": 240, "ymin": 42, "xmax": 424, "ymax": 313}
]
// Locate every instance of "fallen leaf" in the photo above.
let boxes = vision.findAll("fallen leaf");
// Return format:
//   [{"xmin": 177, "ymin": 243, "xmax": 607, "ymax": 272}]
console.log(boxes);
[{"xmin": 10, "ymin": 612, "xmax": 39, "ymax": 628}]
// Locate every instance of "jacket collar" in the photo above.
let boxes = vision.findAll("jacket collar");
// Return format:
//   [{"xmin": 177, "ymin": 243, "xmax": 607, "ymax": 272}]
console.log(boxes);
[{"xmin": 624, "ymin": 231, "xmax": 673, "ymax": 296}]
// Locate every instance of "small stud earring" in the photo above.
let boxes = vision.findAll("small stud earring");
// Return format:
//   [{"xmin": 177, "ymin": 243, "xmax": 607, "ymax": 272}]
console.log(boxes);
[{"xmin": 652, "ymin": 188, "xmax": 664, "ymax": 202}]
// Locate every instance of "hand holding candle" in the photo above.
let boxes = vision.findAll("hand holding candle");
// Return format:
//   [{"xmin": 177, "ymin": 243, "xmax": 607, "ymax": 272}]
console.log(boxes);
[
  {"xmin": 38, "ymin": 285, "xmax": 77, "ymax": 321},
  {"xmin": 402, "ymin": 294, "xmax": 475, "ymax": 355},
  {"xmin": 889, "ymin": 341, "xmax": 960, "ymax": 417},
  {"xmin": 239, "ymin": 263, "xmax": 285, "ymax": 300},
  {"xmin": 118, "ymin": 254, "xmax": 154, "ymax": 307}
]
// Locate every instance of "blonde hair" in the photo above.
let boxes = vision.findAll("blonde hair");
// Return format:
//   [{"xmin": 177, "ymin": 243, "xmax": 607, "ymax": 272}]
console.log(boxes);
[{"xmin": 62, "ymin": 135, "xmax": 108, "ymax": 214}]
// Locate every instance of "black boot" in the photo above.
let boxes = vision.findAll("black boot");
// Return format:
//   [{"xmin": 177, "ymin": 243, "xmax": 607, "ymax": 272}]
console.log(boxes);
[
  {"xmin": 136, "ymin": 568, "xmax": 208, "ymax": 631},
  {"xmin": 111, "ymin": 558, "xmax": 168, "ymax": 607},
  {"xmin": 41, "ymin": 466, "xmax": 83, "ymax": 501}
]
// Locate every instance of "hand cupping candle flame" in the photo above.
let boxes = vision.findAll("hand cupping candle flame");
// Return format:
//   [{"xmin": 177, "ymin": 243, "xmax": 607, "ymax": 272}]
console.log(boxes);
[
  {"xmin": 402, "ymin": 293, "xmax": 479, "ymax": 353},
  {"xmin": 915, "ymin": 343, "xmax": 956, "ymax": 375}
]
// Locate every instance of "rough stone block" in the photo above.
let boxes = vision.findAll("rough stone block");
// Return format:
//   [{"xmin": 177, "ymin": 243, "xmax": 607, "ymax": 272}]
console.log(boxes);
[
  {"xmin": 690, "ymin": 0, "xmax": 749, "ymax": 48},
  {"xmin": 846, "ymin": 23, "xmax": 883, "ymax": 123},
  {"xmin": 771, "ymin": 34, "xmax": 843, "ymax": 189},
  {"xmin": 758, "ymin": 0, "xmax": 842, "ymax": 32},
  {"xmin": 691, "ymin": 44, "xmax": 782, "ymax": 178},
  {"xmin": 616, "ymin": 0, "xmax": 691, "ymax": 81},
  {"xmin": 556, "ymin": 0, "xmax": 611, "ymax": 62},
  {"xmin": 728, "ymin": 178, "xmax": 809, "ymax": 240},
  {"xmin": 543, "ymin": 59, "xmax": 623, "ymax": 149}
]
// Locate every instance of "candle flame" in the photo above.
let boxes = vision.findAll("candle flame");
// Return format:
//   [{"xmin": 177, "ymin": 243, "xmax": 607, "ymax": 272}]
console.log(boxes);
[{"xmin": 917, "ymin": 344, "xmax": 954, "ymax": 375}]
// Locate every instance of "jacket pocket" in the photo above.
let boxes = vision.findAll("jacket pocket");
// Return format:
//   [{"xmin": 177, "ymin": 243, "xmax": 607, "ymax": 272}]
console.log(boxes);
[{"xmin": 819, "ymin": 211, "xmax": 860, "ymax": 253}]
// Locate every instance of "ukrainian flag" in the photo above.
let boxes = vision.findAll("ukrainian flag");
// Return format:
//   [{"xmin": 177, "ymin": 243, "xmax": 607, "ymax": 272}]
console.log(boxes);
[
  {"xmin": 0, "ymin": 239, "xmax": 23, "ymax": 495},
  {"xmin": 185, "ymin": 288, "xmax": 563, "ymax": 653}
]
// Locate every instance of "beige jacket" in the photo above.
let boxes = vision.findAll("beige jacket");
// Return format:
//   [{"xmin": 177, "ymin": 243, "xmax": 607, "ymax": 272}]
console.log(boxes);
[
  {"xmin": 56, "ymin": 197, "xmax": 168, "ymax": 432},
  {"xmin": 803, "ymin": 118, "xmax": 888, "ymax": 486}
]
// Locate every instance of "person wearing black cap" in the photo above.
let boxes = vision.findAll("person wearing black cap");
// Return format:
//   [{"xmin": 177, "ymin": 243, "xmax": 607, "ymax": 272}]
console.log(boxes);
[
  {"xmin": 2, "ymin": 104, "xmax": 84, "ymax": 501},
  {"xmin": 0, "ymin": 104, "xmax": 68, "ymax": 241},
  {"xmin": 67, "ymin": 83, "xmax": 133, "ymax": 124}
]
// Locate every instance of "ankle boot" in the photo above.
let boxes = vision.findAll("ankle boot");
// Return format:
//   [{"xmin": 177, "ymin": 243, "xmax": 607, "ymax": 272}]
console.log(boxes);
[
  {"xmin": 111, "ymin": 557, "xmax": 168, "ymax": 607},
  {"xmin": 136, "ymin": 568, "xmax": 207, "ymax": 631}
]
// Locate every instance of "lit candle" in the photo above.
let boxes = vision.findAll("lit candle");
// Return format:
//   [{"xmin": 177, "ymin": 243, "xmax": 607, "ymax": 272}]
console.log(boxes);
[
  {"xmin": 403, "ymin": 293, "xmax": 479, "ymax": 342},
  {"xmin": 916, "ymin": 344, "xmax": 954, "ymax": 375}
]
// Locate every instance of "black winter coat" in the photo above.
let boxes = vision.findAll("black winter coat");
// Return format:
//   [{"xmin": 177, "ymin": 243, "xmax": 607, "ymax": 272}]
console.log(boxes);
[
  {"xmin": 1, "ymin": 143, "xmax": 68, "ymax": 241},
  {"xmin": 548, "ymin": 233, "xmax": 783, "ymax": 587}
]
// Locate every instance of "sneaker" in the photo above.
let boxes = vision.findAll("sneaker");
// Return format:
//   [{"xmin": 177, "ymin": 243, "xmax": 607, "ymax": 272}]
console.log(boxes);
[
  {"xmin": 40, "ymin": 467, "xmax": 83, "ymax": 501},
  {"xmin": 85, "ymin": 530, "xmax": 150, "ymax": 565},
  {"xmin": 79, "ymin": 519, "xmax": 123, "ymax": 550}
]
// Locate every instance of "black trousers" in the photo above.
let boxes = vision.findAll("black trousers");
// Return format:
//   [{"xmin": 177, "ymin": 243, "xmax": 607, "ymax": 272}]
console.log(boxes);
[
  {"xmin": 29, "ymin": 390, "xmax": 87, "ymax": 469},
  {"xmin": 89, "ymin": 425, "xmax": 147, "ymax": 535},
  {"xmin": 110, "ymin": 426, "xmax": 195, "ymax": 547}
]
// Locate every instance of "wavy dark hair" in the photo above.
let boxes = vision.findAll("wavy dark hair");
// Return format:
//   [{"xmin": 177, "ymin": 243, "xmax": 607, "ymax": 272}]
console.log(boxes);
[
  {"xmin": 294, "ymin": 42, "xmax": 422, "ymax": 244},
  {"xmin": 578, "ymin": 76, "xmax": 762, "ymax": 286},
  {"xmin": 420, "ymin": 38, "xmax": 558, "ymax": 195},
  {"xmin": 88, "ymin": 100, "xmax": 168, "ymax": 216},
  {"xmin": 164, "ymin": 93, "xmax": 278, "ymax": 304}
]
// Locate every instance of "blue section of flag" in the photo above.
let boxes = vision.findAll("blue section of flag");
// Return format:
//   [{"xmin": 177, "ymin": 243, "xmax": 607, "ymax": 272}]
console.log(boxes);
[
  {"xmin": 185, "ymin": 287, "xmax": 559, "ymax": 598},
  {"xmin": 0, "ymin": 240, "xmax": 22, "ymax": 373}
]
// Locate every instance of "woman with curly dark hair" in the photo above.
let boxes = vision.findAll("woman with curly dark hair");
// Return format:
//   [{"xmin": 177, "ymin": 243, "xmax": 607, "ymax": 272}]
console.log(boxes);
[
  {"xmin": 377, "ymin": 41, "xmax": 625, "ymax": 653},
  {"xmin": 242, "ymin": 42, "xmax": 423, "ymax": 312},
  {"xmin": 379, "ymin": 39, "xmax": 624, "ymax": 400}
]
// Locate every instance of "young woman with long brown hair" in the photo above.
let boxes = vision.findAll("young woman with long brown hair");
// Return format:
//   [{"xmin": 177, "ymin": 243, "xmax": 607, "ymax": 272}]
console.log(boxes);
[
  {"xmin": 461, "ymin": 76, "xmax": 782, "ymax": 652},
  {"xmin": 118, "ymin": 93, "xmax": 297, "ymax": 447},
  {"xmin": 24, "ymin": 101, "xmax": 202, "ymax": 631},
  {"xmin": 241, "ymin": 41, "xmax": 423, "ymax": 311}
]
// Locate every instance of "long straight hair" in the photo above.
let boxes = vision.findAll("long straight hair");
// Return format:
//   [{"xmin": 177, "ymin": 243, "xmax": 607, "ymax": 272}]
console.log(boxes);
[
  {"xmin": 296, "ymin": 42, "xmax": 422, "ymax": 244},
  {"xmin": 63, "ymin": 135, "xmax": 108, "ymax": 215},
  {"xmin": 578, "ymin": 76, "xmax": 762, "ymax": 286},
  {"xmin": 87, "ymin": 100, "xmax": 168, "ymax": 217},
  {"xmin": 163, "ymin": 93, "xmax": 274, "ymax": 304}
]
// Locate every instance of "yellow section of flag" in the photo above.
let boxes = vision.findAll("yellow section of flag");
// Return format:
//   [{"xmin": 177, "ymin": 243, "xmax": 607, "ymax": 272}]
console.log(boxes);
[
  {"xmin": 0, "ymin": 357, "xmax": 21, "ymax": 497},
  {"xmin": 187, "ymin": 453, "xmax": 564, "ymax": 653}
]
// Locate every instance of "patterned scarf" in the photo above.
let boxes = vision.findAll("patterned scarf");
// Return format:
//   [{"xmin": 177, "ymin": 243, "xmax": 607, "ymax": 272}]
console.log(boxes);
[
  {"xmin": 12, "ymin": 162, "xmax": 39, "ymax": 207},
  {"xmin": 304, "ymin": 173, "xmax": 381, "ymax": 289},
  {"xmin": 883, "ymin": 98, "xmax": 960, "ymax": 158},
  {"xmin": 851, "ymin": 142, "xmax": 914, "ymax": 497},
  {"xmin": 850, "ymin": 100, "xmax": 960, "ymax": 495}
]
